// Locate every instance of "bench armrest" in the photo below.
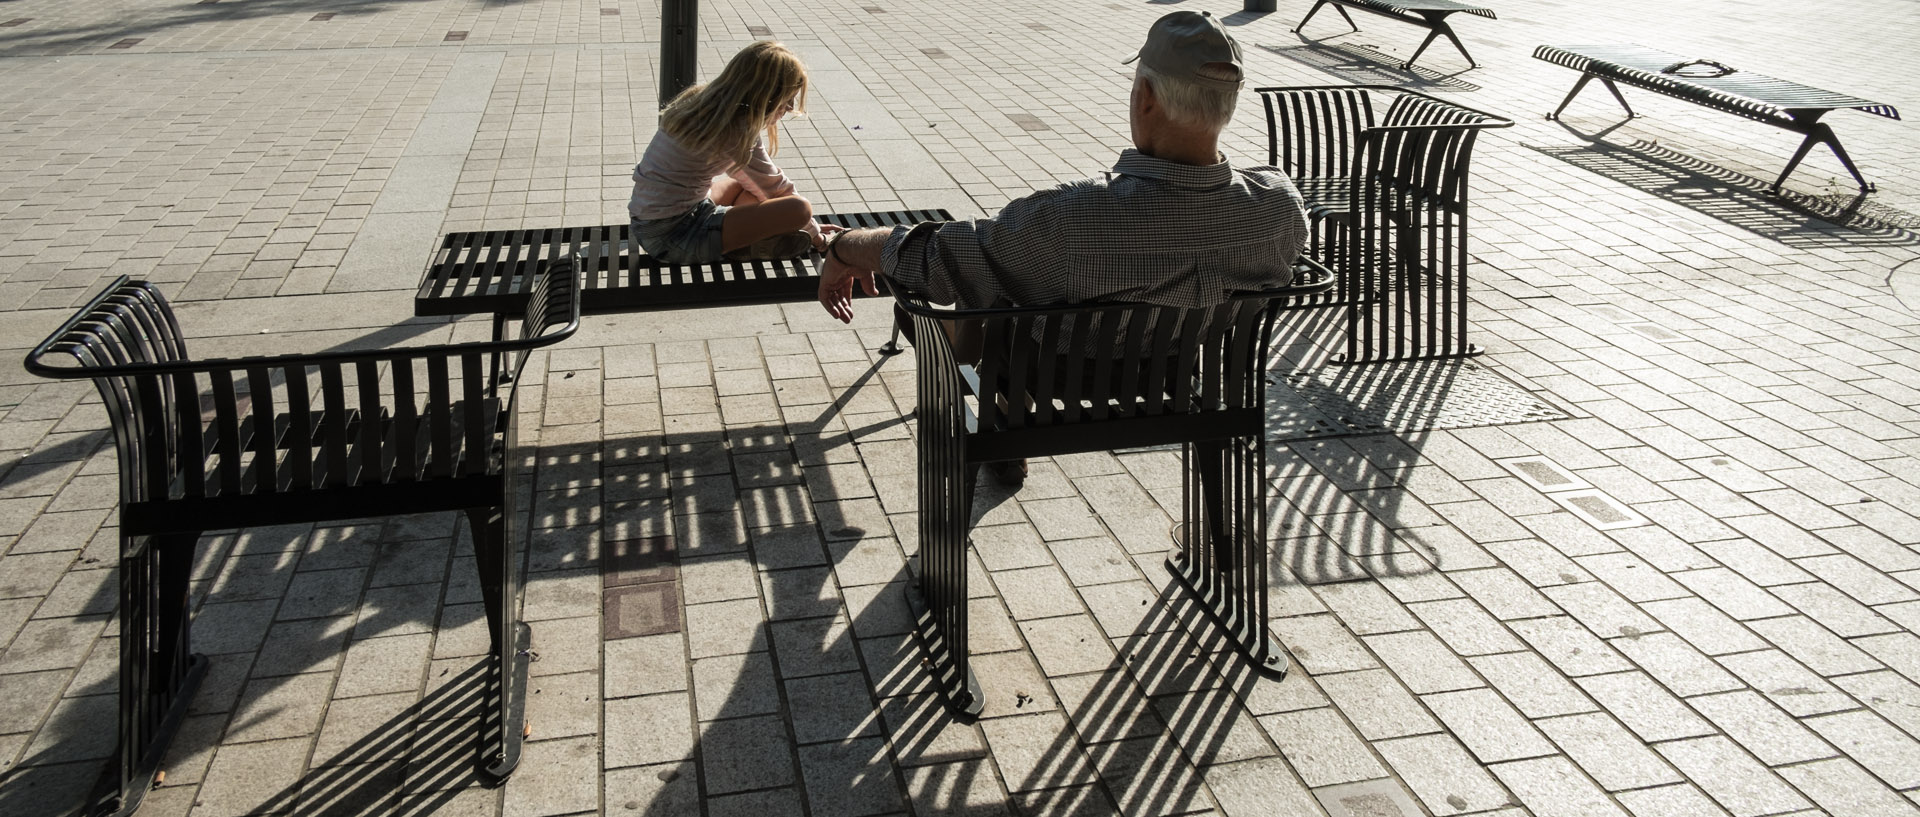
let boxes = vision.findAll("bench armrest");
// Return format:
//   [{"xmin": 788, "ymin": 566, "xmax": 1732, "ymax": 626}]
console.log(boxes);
[
  {"xmin": 886, "ymin": 255, "xmax": 1336, "ymax": 320},
  {"xmin": 26, "ymin": 263, "xmax": 580, "ymax": 381}
]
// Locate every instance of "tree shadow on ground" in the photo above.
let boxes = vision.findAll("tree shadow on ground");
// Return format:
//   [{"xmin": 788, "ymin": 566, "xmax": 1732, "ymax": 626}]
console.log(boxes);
[{"xmin": 0, "ymin": 0, "xmax": 540, "ymax": 58}]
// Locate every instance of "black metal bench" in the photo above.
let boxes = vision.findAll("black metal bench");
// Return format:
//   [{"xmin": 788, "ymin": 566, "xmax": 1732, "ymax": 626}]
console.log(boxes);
[
  {"xmin": 893, "ymin": 259, "xmax": 1337, "ymax": 716},
  {"xmin": 415, "ymin": 209, "xmax": 951, "ymax": 320},
  {"xmin": 1534, "ymin": 44, "xmax": 1902, "ymax": 192},
  {"xmin": 24, "ymin": 262, "xmax": 580, "ymax": 817},
  {"xmin": 1257, "ymin": 85, "xmax": 1513, "ymax": 364},
  {"xmin": 1294, "ymin": 0, "xmax": 1497, "ymax": 70}
]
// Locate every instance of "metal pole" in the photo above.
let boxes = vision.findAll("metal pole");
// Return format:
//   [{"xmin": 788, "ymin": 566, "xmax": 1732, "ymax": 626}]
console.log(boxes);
[{"xmin": 659, "ymin": 0, "xmax": 699, "ymax": 109}]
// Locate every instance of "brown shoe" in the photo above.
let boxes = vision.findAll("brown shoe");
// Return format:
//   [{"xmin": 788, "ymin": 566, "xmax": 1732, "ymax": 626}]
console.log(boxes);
[
  {"xmin": 724, "ymin": 230, "xmax": 812, "ymax": 261},
  {"xmin": 985, "ymin": 459, "xmax": 1027, "ymax": 488}
]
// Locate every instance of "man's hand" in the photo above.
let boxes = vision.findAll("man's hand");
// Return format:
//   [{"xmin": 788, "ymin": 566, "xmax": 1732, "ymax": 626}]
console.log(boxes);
[{"xmin": 818, "ymin": 254, "xmax": 877, "ymax": 324}]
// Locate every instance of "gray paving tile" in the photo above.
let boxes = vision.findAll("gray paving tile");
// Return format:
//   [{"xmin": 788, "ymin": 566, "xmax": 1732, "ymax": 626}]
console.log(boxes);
[
  {"xmin": 1258, "ymin": 706, "xmax": 1385, "ymax": 787},
  {"xmin": 1656, "ymin": 737, "xmax": 1810, "ymax": 817},
  {"xmin": 699, "ymin": 715, "xmax": 797, "ymax": 795},
  {"xmin": 1694, "ymin": 689, "xmax": 1823, "ymax": 773},
  {"xmin": 1574, "ymin": 672, "xmax": 1716, "ymax": 743},
  {"xmin": 605, "ymin": 693, "xmax": 695, "ymax": 768},
  {"xmin": 1376, "ymin": 732, "xmax": 1513, "ymax": 816},
  {"xmin": 1491, "ymin": 755, "xmax": 1630, "ymax": 817},
  {"xmin": 1538, "ymin": 712, "xmax": 1681, "ymax": 792},
  {"xmin": 797, "ymin": 736, "xmax": 906, "ymax": 817}
]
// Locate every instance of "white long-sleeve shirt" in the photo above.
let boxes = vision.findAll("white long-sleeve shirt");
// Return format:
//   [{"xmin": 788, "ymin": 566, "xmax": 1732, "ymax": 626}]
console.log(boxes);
[{"xmin": 628, "ymin": 130, "xmax": 794, "ymax": 221}]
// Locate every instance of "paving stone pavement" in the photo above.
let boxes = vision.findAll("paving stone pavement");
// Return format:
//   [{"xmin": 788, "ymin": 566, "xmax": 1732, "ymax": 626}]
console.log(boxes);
[{"xmin": 3, "ymin": 0, "xmax": 1920, "ymax": 815}]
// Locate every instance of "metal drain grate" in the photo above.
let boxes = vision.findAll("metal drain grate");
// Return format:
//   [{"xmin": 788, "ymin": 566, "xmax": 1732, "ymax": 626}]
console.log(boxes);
[
  {"xmin": 444, "ymin": 31, "xmax": 467, "ymax": 41},
  {"xmin": 1552, "ymin": 489, "xmax": 1647, "ymax": 530},
  {"xmin": 109, "ymin": 38, "xmax": 141, "ymax": 49},
  {"xmin": 747, "ymin": 25, "xmax": 771, "ymax": 36},
  {"xmin": 1271, "ymin": 359, "xmax": 1569, "ymax": 439},
  {"xmin": 1313, "ymin": 780, "xmax": 1425, "ymax": 817},
  {"xmin": 1007, "ymin": 113, "xmax": 1050, "ymax": 132},
  {"xmin": 1500, "ymin": 456, "xmax": 1591, "ymax": 492},
  {"xmin": 1625, "ymin": 323, "xmax": 1684, "ymax": 342},
  {"xmin": 920, "ymin": 48, "xmax": 950, "ymax": 59}
]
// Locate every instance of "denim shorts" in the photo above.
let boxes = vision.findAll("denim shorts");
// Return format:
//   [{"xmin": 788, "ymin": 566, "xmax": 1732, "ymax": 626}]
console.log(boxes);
[{"xmin": 633, "ymin": 199, "xmax": 729, "ymax": 264}]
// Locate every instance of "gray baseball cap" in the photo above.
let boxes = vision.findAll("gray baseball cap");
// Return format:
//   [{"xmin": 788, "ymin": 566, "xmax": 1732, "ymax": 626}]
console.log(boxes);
[{"xmin": 1123, "ymin": 11, "xmax": 1244, "ymax": 90}]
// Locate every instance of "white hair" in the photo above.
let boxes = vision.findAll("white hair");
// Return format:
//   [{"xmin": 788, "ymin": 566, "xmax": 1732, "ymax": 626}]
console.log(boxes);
[{"xmin": 1135, "ymin": 62, "xmax": 1240, "ymax": 131}]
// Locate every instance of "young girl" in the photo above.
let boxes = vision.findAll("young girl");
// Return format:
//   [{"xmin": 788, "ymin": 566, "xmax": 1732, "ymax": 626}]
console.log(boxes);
[{"xmin": 630, "ymin": 41, "xmax": 833, "ymax": 263}]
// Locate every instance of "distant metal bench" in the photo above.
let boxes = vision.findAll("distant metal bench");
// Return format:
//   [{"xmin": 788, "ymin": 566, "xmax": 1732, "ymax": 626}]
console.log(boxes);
[
  {"xmin": 24, "ymin": 262, "xmax": 580, "ymax": 816},
  {"xmin": 1534, "ymin": 44, "xmax": 1902, "ymax": 192},
  {"xmin": 414, "ymin": 209, "xmax": 950, "ymax": 321},
  {"xmin": 1294, "ymin": 0, "xmax": 1497, "ymax": 70}
]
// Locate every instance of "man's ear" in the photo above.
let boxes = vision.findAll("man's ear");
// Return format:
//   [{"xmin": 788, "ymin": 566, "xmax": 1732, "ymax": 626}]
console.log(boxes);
[{"xmin": 1134, "ymin": 76, "xmax": 1157, "ymax": 115}]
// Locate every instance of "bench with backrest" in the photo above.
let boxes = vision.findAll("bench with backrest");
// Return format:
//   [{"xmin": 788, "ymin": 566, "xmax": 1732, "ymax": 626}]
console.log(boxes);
[
  {"xmin": 1294, "ymin": 0, "xmax": 1497, "ymax": 70},
  {"xmin": 24, "ymin": 261, "xmax": 580, "ymax": 816},
  {"xmin": 890, "ymin": 259, "xmax": 1336, "ymax": 716},
  {"xmin": 1534, "ymin": 44, "xmax": 1902, "ymax": 192},
  {"xmin": 1256, "ymin": 85, "xmax": 1512, "ymax": 364}
]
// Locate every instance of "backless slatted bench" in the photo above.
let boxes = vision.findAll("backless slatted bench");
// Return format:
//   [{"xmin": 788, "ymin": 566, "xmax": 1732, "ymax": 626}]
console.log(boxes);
[
  {"xmin": 1294, "ymin": 0, "xmax": 1497, "ymax": 70},
  {"xmin": 415, "ymin": 209, "xmax": 951, "ymax": 320},
  {"xmin": 1534, "ymin": 44, "xmax": 1902, "ymax": 192}
]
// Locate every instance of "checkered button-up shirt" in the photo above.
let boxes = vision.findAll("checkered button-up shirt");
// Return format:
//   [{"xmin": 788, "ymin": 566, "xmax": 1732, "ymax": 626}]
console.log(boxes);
[{"xmin": 881, "ymin": 149, "xmax": 1309, "ymax": 310}]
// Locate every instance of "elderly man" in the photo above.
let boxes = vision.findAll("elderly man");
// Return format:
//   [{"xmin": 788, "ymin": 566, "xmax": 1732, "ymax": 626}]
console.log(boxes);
[{"xmin": 817, "ymin": 10, "xmax": 1308, "ymax": 483}]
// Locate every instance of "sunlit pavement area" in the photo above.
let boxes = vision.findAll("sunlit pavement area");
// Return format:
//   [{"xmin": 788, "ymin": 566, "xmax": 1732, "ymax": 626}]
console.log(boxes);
[{"xmin": 4, "ymin": 0, "xmax": 1920, "ymax": 815}]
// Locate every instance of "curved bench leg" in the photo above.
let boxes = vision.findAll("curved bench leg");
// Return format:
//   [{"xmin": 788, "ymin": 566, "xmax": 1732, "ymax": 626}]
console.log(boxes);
[
  {"xmin": 905, "ymin": 344, "xmax": 983, "ymax": 717},
  {"xmin": 1168, "ymin": 440, "xmax": 1285, "ymax": 677},
  {"xmin": 96, "ymin": 532, "xmax": 209, "ymax": 817},
  {"xmin": 470, "ymin": 505, "xmax": 531, "ymax": 784}
]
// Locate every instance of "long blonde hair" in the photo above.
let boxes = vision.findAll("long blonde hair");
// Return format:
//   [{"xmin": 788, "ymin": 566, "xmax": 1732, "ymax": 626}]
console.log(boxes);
[{"xmin": 660, "ymin": 41, "xmax": 809, "ymax": 171}]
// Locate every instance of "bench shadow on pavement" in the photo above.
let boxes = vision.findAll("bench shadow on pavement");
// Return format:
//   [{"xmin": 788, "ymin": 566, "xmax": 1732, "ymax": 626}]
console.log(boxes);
[
  {"xmin": 1256, "ymin": 41, "xmax": 1484, "ymax": 92},
  {"xmin": 1526, "ymin": 132, "xmax": 1920, "ymax": 250},
  {"xmin": 0, "ymin": 312, "xmax": 1457, "ymax": 815},
  {"xmin": 1262, "ymin": 307, "xmax": 1458, "ymax": 589}
]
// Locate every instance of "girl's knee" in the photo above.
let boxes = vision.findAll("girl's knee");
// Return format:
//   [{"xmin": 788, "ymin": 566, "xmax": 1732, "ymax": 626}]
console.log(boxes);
[{"xmin": 776, "ymin": 195, "xmax": 814, "ymax": 227}]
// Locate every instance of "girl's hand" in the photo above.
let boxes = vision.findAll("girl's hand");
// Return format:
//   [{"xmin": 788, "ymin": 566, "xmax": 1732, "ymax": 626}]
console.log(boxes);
[{"xmin": 812, "ymin": 222, "xmax": 844, "ymax": 251}]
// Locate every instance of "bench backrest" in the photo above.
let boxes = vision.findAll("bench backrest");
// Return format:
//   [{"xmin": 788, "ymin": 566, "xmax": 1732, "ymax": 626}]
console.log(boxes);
[
  {"xmin": 892, "ymin": 261, "xmax": 1337, "ymax": 459},
  {"xmin": 970, "ymin": 297, "xmax": 1278, "ymax": 433},
  {"xmin": 1263, "ymin": 87, "xmax": 1376, "ymax": 181},
  {"xmin": 25, "ymin": 261, "xmax": 580, "ymax": 514}
]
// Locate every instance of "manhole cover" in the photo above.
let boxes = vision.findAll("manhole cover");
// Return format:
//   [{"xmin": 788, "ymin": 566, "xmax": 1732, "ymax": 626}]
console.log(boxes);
[{"xmin": 1271, "ymin": 358, "xmax": 1569, "ymax": 439}]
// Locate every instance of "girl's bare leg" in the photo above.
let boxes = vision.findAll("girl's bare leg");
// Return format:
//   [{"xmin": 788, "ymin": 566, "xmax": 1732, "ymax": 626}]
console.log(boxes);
[
  {"xmin": 720, "ymin": 195, "xmax": 815, "ymax": 252},
  {"xmin": 709, "ymin": 177, "xmax": 753, "ymax": 206}
]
